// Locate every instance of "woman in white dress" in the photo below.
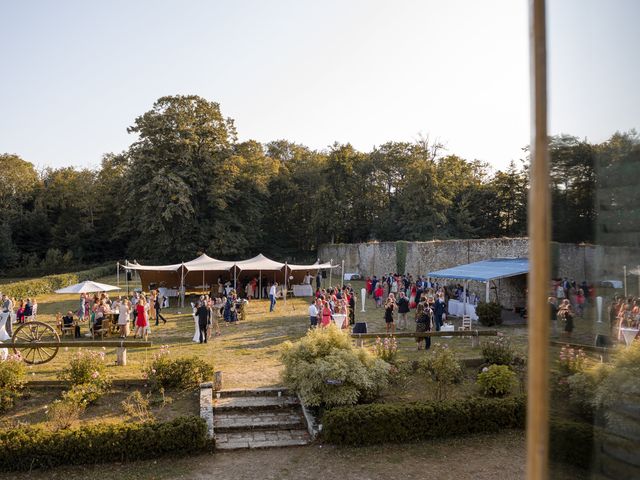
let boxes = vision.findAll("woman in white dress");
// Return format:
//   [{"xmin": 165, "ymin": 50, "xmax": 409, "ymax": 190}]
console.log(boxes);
[{"xmin": 117, "ymin": 299, "xmax": 131, "ymax": 338}]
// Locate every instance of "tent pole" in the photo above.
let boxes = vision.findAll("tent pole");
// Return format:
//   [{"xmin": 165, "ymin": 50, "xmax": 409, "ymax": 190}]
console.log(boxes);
[
  {"xmin": 116, "ymin": 262, "xmax": 120, "ymax": 288},
  {"xmin": 341, "ymin": 260, "xmax": 345, "ymax": 287},
  {"xmin": 259, "ymin": 270, "xmax": 262, "ymax": 299},
  {"xmin": 485, "ymin": 281, "xmax": 490, "ymax": 303},
  {"xmin": 180, "ymin": 264, "xmax": 185, "ymax": 308},
  {"xmin": 284, "ymin": 262, "xmax": 288, "ymax": 306},
  {"xmin": 234, "ymin": 265, "xmax": 237, "ymax": 291},
  {"xmin": 329, "ymin": 259, "xmax": 333, "ymax": 287},
  {"xmin": 463, "ymin": 282, "xmax": 467, "ymax": 316},
  {"xmin": 125, "ymin": 260, "xmax": 129, "ymax": 297}
]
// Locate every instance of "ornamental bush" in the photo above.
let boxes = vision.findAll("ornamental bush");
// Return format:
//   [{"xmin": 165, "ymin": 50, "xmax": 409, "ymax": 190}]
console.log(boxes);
[
  {"xmin": 57, "ymin": 349, "xmax": 110, "ymax": 388},
  {"xmin": 416, "ymin": 344, "xmax": 463, "ymax": 401},
  {"xmin": 0, "ymin": 416, "xmax": 209, "ymax": 471},
  {"xmin": 322, "ymin": 396, "xmax": 526, "ymax": 445},
  {"xmin": 481, "ymin": 336, "xmax": 515, "ymax": 365},
  {"xmin": 281, "ymin": 325, "xmax": 391, "ymax": 408},
  {"xmin": 144, "ymin": 345, "xmax": 214, "ymax": 391},
  {"xmin": 372, "ymin": 336, "xmax": 398, "ymax": 363},
  {"xmin": 0, "ymin": 353, "xmax": 27, "ymax": 412},
  {"xmin": 476, "ymin": 301, "xmax": 503, "ymax": 326},
  {"xmin": 477, "ymin": 364, "xmax": 517, "ymax": 397}
]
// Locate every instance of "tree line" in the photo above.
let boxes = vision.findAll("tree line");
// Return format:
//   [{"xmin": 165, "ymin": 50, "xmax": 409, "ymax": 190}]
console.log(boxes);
[{"xmin": 0, "ymin": 95, "xmax": 637, "ymax": 273}]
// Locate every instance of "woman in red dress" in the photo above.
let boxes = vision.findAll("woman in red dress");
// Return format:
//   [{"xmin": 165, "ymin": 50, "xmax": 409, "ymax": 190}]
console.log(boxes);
[
  {"xmin": 134, "ymin": 297, "xmax": 149, "ymax": 341},
  {"xmin": 320, "ymin": 300, "xmax": 333, "ymax": 328}
]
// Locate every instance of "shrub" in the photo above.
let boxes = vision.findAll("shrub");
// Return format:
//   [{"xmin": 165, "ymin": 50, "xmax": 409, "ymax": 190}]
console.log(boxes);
[
  {"xmin": 144, "ymin": 346, "xmax": 213, "ymax": 391},
  {"xmin": 57, "ymin": 349, "xmax": 110, "ymax": 389},
  {"xmin": 476, "ymin": 301, "xmax": 502, "ymax": 326},
  {"xmin": 566, "ymin": 362, "xmax": 611, "ymax": 420},
  {"xmin": 281, "ymin": 325, "xmax": 391, "ymax": 407},
  {"xmin": 477, "ymin": 364, "xmax": 517, "ymax": 397},
  {"xmin": 481, "ymin": 336, "xmax": 515, "ymax": 365},
  {"xmin": 557, "ymin": 345, "xmax": 587, "ymax": 375},
  {"xmin": 46, "ymin": 398, "xmax": 86, "ymax": 430},
  {"xmin": 593, "ymin": 342, "xmax": 640, "ymax": 435},
  {"xmin": 373, "ymin": 336, "xmax": 398, "ymax": 362},
  {"xmin": 549, "ymin": 418, "xmax": 595, "ymax": 470},
  {"xmin": 0, "ymin": 353, "xmax": 27, "ymax": 412},
  {"xmin": 322, "ymin": 396, "xmax": 526, "ymax": 445},
  {"xmin": 416, "ymin": 344, "xmax": 463, "ymax": 401},
  {"xmin": 0, "ymin": 416, "xmax": 209, "ymax": 471},
  {"xmin": 122, "ymin": 391, "xmax": 154, "ymax": 423}
]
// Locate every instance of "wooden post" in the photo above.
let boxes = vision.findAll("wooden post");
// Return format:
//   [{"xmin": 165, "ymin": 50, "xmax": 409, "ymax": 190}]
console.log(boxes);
[
  {"xmin": 116, "ymin": 346, "xmax": 127, "ymax": 366},
  {"xmin": 527, "ymin": 1, "xmax": 550, "ymax": 479}
]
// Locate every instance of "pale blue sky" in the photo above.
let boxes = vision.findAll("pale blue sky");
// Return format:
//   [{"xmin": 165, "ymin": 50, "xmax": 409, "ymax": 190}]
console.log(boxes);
[{"xmin": 0, "ymin": 0, "xmax": 637, "ymax": 171}]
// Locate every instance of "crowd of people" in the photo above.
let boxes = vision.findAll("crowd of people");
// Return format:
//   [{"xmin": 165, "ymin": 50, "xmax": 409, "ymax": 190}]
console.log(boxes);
[
  {"xmin": 192, "ymin": 290, "xmax": 248, "ymax": 343},
  {"xmin": 308, "ymin": 285, "xmax": 356, "ymax": 329},
  {"xmin": 0, "ymin": 295, "xmax": 39, "ymax": 337},
  {"xmin": 610, "ymin": 296, "xmax": 640, "ymax": 341}
]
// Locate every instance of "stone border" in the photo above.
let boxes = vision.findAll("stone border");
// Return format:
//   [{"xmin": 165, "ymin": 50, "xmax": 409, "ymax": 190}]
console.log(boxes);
[
  {"xmin": 298, "ymin": 395, "xmax": 321, "ymax": 440},
  {"xmin": 200, "ymin": 381, "xmax": 215, "ymax": 440}
]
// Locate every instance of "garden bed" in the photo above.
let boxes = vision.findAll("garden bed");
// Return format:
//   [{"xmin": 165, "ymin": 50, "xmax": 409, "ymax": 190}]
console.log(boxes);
[{"xmin": 0, "ymin": 385, "xmax": 200, "ymax": 429}]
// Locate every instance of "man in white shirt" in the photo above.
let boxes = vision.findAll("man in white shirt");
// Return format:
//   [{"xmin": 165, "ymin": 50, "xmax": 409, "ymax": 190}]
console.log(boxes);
[
  {"xmin": 308, "ymin": 298, "xmax": 319, "ymax": 328},
  {"xmin": 303, "ymin": 271, "xmax": 312, "ymax": 285},
  {"xmin": 269, "ymin": 282, "xmax": 278, "ymax": 312}
]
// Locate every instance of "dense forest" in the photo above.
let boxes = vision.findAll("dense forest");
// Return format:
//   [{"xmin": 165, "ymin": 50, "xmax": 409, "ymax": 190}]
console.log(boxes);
[{"xmin": 0, "ymin": 95, "xmax": 637, "ymax": 273}]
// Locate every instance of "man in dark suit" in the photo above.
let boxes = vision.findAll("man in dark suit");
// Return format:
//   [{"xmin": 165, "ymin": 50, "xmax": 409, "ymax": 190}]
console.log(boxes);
[{"xmin": 195, "ymin": 302, "xmax": 210, "ymax": 344}]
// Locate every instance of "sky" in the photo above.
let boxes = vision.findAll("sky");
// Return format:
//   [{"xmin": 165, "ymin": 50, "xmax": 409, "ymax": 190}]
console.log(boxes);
[{"xmin": 0, "ymin": 0, "xmax": 638, "ymax": 172}]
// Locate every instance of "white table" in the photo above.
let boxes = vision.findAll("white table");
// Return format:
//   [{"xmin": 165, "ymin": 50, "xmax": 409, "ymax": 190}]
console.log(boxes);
[
  {"xmin": 293, "ymin": 284, "xmax": 314, "ymax": 297},
  {"xmin": 620, "ymin": 327, "xmax": 639, "ymax": 346},
  {"xmin": 447, "ymin": 300, "xmax": 478, "ymax": 321},
  {"xmin": 441, "ymin": 323, "xmax": 455, "ymax": 338}
]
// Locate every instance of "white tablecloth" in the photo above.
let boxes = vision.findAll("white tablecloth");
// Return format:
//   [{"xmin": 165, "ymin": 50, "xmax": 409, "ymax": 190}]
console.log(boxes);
[
  {"xmin": 293, "ymin": 284, "xmax": 314, "ymax": 297},
  {"xmin": 447, "ymin": 300, "xmax": 478, "ymax": 321},
  {"xmin": 332, "ymin": 314, "xmax": 347, "ymax": 328},
  {"xmin": 620, "ymin": 328, "xmax": 639, "ymax": 346}
]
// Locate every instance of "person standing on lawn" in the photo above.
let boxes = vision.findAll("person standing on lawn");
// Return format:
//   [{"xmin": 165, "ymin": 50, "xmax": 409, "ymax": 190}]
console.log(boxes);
[
  {"xmin": 384, "ymin": 293, "xmax": 396, "ymax": 334},
  {"xmin": 195, "ymin": 301, "xmax": 210, "ymax": 343},
  {"xmin": 396, "ymin": 292, "xmax": 410, "ymax": 330},
  {"xmin": 133, "ymin": 297, "xmax": 149, "ymax": 341},
  {"xmin": 269, "ymin": 282, "xmax": 278, "ymax": 312},
  {"xmin": 154, "ymin": 290, "xmax": 167, "ymax": 326}
]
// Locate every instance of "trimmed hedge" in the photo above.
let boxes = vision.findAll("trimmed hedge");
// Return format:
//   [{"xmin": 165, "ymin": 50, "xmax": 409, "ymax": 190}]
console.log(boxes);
[
  {"xmin": 322, "ymin": 396, "xmax": 526, "ymax": 445},
  {"xmin": 549, "ymin": 418, "xmax": 595, "ymax": 470},
  {"xmin": 1, "ymin": 264, "xmax": 115, "ymax": 299},
  {"xmin": 0, "ymin": 415, "xmax": 209, "ymax": 471}
]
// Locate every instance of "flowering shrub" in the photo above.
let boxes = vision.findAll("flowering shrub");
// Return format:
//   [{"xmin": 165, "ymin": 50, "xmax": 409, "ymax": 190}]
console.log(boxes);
[
  {"xmin": 57, "ymin": 349, "xmax": 110, "ymax": 388},
  {"xmin": 417, "ymin": 344, "xmax": 463, "ymax": 401},
  {"xmin": 281, "ymin": 325, "xmax": 391, "ymax": 408},
  {"xmin": 0, "ymin": 353, "xmax": 27, "ymax": 412},
  {"xmin": 558, "ymin": 346, "xmax": 587, "ymax": 375},
  {"xmin": 373, "ymin": 336, "xmax": 398, "ymax": 362},
  {"xmin": 477, "ymin": 364, "xmax": 517, "ymax": 397},
  {"xmin": 481, "ymin": 336, "xmax": 515, "ymax": 365},
  {"xmin": 143, "ymin": 345, "xmax": 213, "ymax": 391}
]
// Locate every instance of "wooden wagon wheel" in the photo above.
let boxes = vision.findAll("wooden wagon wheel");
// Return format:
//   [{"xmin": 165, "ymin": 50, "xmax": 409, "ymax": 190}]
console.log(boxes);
[{"xmin": 11, "ymin": 321, "xmax": 60, "ymax": 364}]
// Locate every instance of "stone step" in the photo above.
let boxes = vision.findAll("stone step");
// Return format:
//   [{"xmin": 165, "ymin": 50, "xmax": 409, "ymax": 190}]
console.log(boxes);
[
  {"xmin": 216, "ymin": 387, "xmax": 291, "ymax": 398},
  {"xmin": 214, "ymin": 411, "xmax": 305, "ymax": 432},
  {"xmin": 214, "ymin": 395, "xmax": 299, "ymax": 412},
  {"xmin": 215, "ymin": 428, "xmax": 310, "ymax": 450}
]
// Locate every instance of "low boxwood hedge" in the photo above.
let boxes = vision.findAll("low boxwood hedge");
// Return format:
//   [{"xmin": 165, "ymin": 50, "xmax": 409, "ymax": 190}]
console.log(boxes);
[
  {"xmin": 0, "ymin": 415, "xmax": 210, "ymax": 471},
  {"xmin": 322, "ymin": 396, "xmax": 526, "ymax": 445},
  {"xmin": 549, "ymin": 418, "xmax": 595, "ymax": 470},
  {"xmin": 1, "ymin": 264, "xmax": 114, "ymax": 299}
]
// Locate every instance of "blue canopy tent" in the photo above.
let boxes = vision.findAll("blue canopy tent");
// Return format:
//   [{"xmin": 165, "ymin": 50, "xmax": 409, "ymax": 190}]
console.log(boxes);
[{"xmin": 428, "ymin": 258, "xmax": 529, "ymax": 316}]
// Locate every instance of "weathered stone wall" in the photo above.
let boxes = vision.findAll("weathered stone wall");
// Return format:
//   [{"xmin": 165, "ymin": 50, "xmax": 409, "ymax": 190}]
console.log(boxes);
[{"xmin": 318, "ymin": 238, "xmax": 640, "ymax": 309}]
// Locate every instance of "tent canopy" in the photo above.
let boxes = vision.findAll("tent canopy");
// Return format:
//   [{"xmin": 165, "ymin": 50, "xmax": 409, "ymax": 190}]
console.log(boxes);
[
  {"xmin": 125, "ymin": 260, "xmax": 181, "ymax": 271},
  {"xmin": 235, "ymin": 254, "xmax": 285, "ymax": 271},
  {"xmin": 287, "ymin": 261, "xmax": 340, "ymax": 271},
  {"xmin": 428, "ymin": 258, "xmax": 529, "ymax": 282}
]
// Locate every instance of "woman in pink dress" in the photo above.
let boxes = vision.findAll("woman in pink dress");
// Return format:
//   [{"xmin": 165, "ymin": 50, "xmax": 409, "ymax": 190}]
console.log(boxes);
[
  {"xmin": 320, "ymin": 300, "xmax": 333, "ymax": 328},
  {"xmin": 134, "ymin": 297, "xmax": 149, "ymax": 340}
]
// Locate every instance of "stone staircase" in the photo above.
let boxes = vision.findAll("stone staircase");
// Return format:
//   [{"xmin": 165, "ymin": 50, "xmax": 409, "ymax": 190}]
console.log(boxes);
[{"xmin": 212, "ymin": 387, "xmax": 311, "ymax": 450}]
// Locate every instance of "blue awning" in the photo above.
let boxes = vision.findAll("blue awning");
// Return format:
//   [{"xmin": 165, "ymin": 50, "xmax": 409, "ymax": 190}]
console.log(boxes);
[{"xmin": 428, "ymin": 258, "xmax": 529, "ymax": 282}]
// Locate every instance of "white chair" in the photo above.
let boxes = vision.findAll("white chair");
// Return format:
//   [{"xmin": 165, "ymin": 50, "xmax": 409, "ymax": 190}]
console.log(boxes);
[{"xmin": 460, "ymin": 315, "xmax": 472, "ymax": 331}]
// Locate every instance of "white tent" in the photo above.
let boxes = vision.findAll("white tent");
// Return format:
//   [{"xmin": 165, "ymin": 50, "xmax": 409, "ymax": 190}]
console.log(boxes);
[{"xmin": 287, "ymin": 261, "xmax": 338, "ymax": 271}]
